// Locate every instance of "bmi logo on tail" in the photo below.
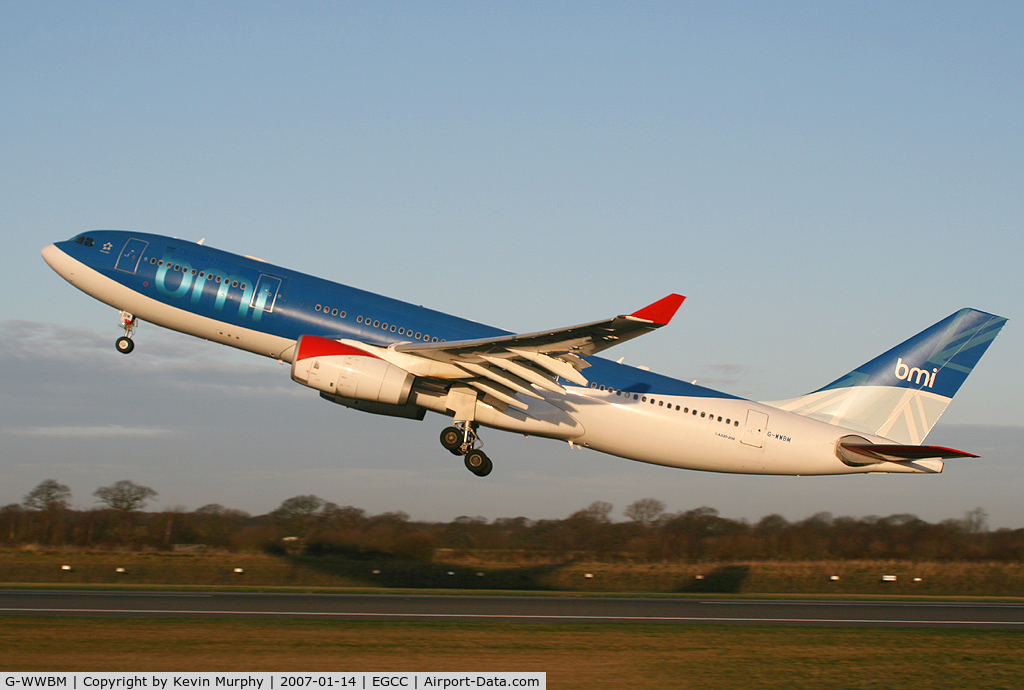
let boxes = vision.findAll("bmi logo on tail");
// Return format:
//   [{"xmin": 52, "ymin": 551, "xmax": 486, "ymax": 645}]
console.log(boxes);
[{"xmin": 894, "ymin": 358, "xmax": 937, "ymax": 388}]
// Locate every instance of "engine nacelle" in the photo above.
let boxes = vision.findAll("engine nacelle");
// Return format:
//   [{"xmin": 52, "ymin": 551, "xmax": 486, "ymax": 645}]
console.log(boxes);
[{"xmin": 291, "ymin": 335, "xmax": 415, "ymax": 406}]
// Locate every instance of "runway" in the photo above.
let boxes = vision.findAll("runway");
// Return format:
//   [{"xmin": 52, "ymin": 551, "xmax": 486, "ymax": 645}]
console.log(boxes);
[{"xmin": 2, "ymin": 590, "xmax": 1023, "ymax": 628}]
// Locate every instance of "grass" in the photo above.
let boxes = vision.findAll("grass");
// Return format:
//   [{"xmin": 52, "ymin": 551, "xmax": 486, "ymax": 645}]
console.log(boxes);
[
  {"xmin": 2, "ymin": 617, "xmax": 1023, "ymax": 689},
  {"xmin": 4, "ymin": 548, "xmax": 1024, "ymax": 596}
]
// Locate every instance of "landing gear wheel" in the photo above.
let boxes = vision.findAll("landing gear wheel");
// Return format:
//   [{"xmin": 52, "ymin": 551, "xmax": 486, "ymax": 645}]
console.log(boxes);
[
  {"xmin": 440, "ymin": 427, "xmax": 464, "ymax": 455},
  {"xmin": 464, "ymin": 450, "xmax": 493, "ymax": 477},
  {"xmin": 116, "ymin": 311, "xmax": 138, "ymax": 353}
]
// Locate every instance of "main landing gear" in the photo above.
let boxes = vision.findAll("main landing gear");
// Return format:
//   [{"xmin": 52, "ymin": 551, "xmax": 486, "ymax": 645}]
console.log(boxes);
[
  {"xmin": 440, "ymin": 422, "xmax": 493, "ymax": 477},
  {"xmin": 115, "ymin": 311, "xmax": 137, "ymax": 354}
]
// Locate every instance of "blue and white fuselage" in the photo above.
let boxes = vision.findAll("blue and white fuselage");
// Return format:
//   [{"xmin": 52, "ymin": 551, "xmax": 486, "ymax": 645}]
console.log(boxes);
[{"xmin": 42, "ymin": 231, "xmax": 1007, "ymax": 478}]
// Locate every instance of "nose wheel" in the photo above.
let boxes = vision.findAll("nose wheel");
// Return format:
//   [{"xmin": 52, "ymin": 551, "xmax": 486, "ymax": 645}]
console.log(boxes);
[
  {"xmin": 440, "ymin": 423, "xmax": 493, "ymax": 476},
  {"xmin": 116, "ymin": 311, "xmax": 137, "ymax": 354}
]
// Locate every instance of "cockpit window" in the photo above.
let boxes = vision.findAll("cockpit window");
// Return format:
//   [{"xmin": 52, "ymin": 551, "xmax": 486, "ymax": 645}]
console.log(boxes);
[{"xmin": 74, "ymin": 236, "xmax": 95, "ymax": 247}]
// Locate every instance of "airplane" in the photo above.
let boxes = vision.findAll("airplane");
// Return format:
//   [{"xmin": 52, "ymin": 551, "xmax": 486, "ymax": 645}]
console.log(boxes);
[{"xmin": 42, "ymin": 231, "xmax": 1006, "ymax": 478}]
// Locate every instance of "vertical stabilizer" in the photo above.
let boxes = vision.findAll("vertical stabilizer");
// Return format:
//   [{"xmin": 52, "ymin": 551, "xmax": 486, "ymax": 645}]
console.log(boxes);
[{"xmin": 765, "ymin": 309, "xmax": 1007, "ymax": 444}]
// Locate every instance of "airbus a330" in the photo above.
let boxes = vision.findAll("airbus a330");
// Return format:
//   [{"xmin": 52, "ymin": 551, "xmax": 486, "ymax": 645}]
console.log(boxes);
[{"xmin": 43, "ymin": 232, "xmax": 1006, "ymax": 477}]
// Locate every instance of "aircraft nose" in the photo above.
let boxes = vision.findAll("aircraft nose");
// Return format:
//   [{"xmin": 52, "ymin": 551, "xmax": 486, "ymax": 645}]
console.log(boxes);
[
  {"xmin": 41, "ymin": 243, "xmax": 61, "ymax": 269},
  {"xmin": 41, "ymin": 243, "xmax": 75, "ymax": 281}
]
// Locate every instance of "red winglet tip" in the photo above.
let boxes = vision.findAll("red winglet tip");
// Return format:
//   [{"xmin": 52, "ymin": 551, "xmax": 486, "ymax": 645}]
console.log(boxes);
[{"xmin": 630, "ymin": 293, "xmax": 686, "ymax": 325}]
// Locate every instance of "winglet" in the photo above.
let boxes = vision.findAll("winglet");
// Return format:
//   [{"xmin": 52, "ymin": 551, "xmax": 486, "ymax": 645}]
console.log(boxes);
[{"xmin": 629, "ymin": 294, "xmax": 686, "ymax": 325}]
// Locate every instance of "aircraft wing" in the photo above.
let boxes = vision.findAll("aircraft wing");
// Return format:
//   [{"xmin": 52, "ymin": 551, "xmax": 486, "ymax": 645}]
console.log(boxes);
[{"xmin": 390, "ymin": 294, "xmax": 685, "ymax": 409}]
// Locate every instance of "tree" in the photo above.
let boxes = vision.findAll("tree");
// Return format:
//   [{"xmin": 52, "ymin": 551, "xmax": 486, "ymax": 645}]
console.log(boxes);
[
  {"xmin": 23, "ymin": 479, "xmax": 73, "ymax": 543},
  {"xmin": 624, "ymin": 498, "xmax": 666, "ymax": 528},
  {"xmin": 93, "ymin": 480, "xmax": 158, "ymax": 513},
  {"xmin": 754, "ymin": 514, "xmax": 789, "ymax": 535},
  {"xmin": 570, "ymin": 501, "xmax": 614, "ymax": 523},
  {"xmin": 963, "ymin": 507, "xmax": 989, "ymax": 534},
  {"xmin": 23, "ymin": 479, "xmax": 71, "ymax": 511},
  {"xmin": 271, "ymin": 495, "xmax": 340, "ymax": 534}
]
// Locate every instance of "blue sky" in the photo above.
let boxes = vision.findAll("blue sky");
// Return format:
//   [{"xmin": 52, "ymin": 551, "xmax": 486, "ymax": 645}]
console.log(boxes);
[{"xmin": 3, "ymin": 2, "xmax": 1022, "ymax": 526}]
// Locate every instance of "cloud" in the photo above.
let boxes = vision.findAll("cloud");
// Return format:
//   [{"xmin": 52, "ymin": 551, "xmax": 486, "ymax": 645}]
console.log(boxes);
[
  {"xmin": 6, "ymin": 425, "xmax": 171, "ymax": 438},
  {"xmin": 695, "ymin": 363, "xmax": 752, "ymax": 388}
]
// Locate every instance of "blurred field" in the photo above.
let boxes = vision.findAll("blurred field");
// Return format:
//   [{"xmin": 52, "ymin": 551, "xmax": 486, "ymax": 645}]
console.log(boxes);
[
  {"xmin": 3, "ymin": 548, "xmax": 1024, "ymax": 596},
  {"xmin": 2, "ymin": 617, "xmax": 1023, "ymax": 689}
]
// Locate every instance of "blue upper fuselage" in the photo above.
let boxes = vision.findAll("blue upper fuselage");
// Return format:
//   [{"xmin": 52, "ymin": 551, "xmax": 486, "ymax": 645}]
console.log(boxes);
[{"xmin": 56, "ymin": 230, "xmax": 738, "ymax": 401}]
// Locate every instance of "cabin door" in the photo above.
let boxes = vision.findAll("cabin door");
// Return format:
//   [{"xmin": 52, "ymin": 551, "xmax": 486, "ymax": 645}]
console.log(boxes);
[
  {"xmin": 740, "ymin": 410, "xmax": 769, "ymax": 448},
  {"xmin": 115, "ymin": 238, "xmax": 149, "ymax": 274}
]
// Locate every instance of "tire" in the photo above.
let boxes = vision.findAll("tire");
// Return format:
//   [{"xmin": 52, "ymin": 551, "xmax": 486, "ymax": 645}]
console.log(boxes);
[
  {"xmin": 464, "ymin": 450, "xmax": 492, "ymax": 476},
  {"xmin": 440, "ymin": 427, "xmax": 464, "ymax": 455},
  {"xmin": 115, "ymin": 337, "xmax": 135, "ymax": 354}
]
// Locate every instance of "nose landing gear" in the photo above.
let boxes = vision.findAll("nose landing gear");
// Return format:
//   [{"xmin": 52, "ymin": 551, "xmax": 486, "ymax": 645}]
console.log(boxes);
[
  {"xmin": 116, "ymin": 311, "xmax": 137, "ymax": 354},
  {"xmin": 440, "ymin": 422, "xmax": 493, "ymax": 476}
]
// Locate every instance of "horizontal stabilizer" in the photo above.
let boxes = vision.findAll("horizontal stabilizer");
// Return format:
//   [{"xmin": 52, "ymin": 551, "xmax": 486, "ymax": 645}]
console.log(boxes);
[{"xmin": 839, "ymin": 440, "xmax": 977, "ymax": 464}]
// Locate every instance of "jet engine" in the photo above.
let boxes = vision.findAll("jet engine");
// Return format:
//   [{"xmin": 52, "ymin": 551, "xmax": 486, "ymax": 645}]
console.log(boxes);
[{"xmin": 291, "ymin": 335, "xmax": 415, "ymax": 406}]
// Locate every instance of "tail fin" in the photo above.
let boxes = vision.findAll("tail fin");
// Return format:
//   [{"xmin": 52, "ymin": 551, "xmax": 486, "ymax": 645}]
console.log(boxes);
[{"xmin": 766, "ymin": 309, "xmax": 1007, "ymax": 444}]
